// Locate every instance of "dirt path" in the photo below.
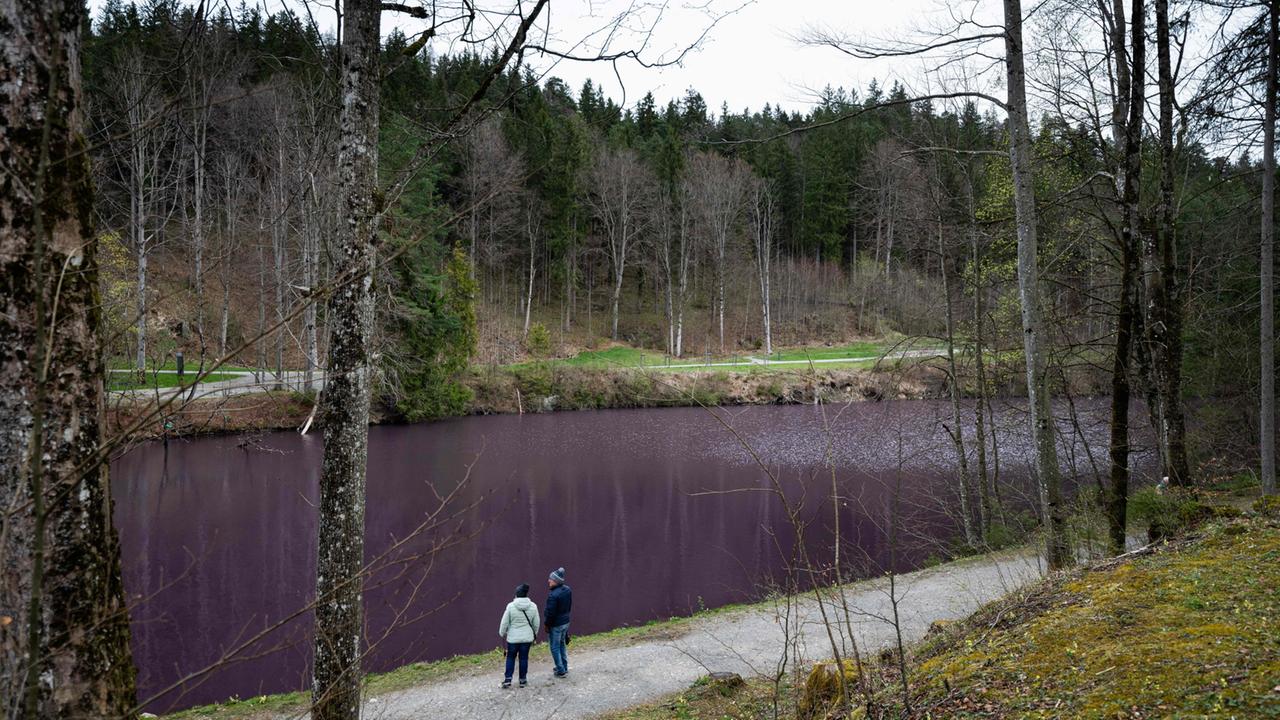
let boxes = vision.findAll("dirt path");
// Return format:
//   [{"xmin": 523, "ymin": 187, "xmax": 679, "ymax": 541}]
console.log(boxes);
[{"xmin": 353, "ymin": 550, "xmax": 1043, "ymax": 720}]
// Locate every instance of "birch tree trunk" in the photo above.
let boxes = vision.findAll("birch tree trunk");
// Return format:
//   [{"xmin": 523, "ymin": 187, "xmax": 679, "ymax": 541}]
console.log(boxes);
[
  {"xmin": 303, "ymin": 182, "xmax": 319, "ymax": 392},
  {"xmin": 676, "ymin": 202, "xmax": 690, "ymax": 358},
  {"xmin": 312, "ymin": 2, "xmax": 380, "ymax": 718},
  {"xmin": 0, "ymin": 1, "xmax": 139, "ymax": 714},
  {"xmin": 753, "ymin": 182, "xmax": 774, "ymax": 356},
  {"xmin": 1262, "ymin": 0, "xmax": 1278, "ymax": 495},
  {"xmin": 1002, "ymin": 0, "xmax": 1071, "ymax": 569},
  {"xmin": 523, "ymin": 215, "xmax": 536, "ymax": 339}
]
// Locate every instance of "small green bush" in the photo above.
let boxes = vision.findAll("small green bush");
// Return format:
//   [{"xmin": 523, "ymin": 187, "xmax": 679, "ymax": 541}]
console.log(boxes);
[
  {"xmin": 1128, "ymin": 487, "xmax": 1211, "ymax": 542},
  {"xmin": 512, "ymin": 362, "xmax": 553, "ymax": 398},
  {"xmin": 525, "ymin": 323, "xmax": 552, "ymax": 357},
  {"xmin": 1254, "ymin": 494, "xmax": 1280, "ymax": 519}
]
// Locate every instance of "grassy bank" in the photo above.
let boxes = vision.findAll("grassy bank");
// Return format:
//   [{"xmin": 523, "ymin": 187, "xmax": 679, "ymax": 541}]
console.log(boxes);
[
  {"xmin": 109, "ymin": 361, "xmax": 941, "ymax": 441},
  {"xmin": 601, "ymin": 502, "xmax": 1280, "ymax": 720},
  {"xmin": 464, "ymin": 361, "xmax": 940, "ymax": 415}
]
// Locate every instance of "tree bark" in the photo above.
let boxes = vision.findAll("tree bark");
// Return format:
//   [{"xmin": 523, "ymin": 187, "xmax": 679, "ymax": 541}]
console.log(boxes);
[
  {"xmin": 1263, "ymin": 0, "xmax": 1278, "ymax": 495},
  {"xmin": 941, "ymin": 216, "xmax": 976, "ymax": 547},
  {"xmin": 0, "ymin": 1, "xmax": 139, "ymax": 714},
  {"xmin": 312, "ymin": 2, "xmax": 380, "ymax": 718},
  {"xmin": 1003, "ymin": 0, "xmax": 1071, "ymax": 569},
  {"xmin": 971, "ymin": 222, "xmax": 995, "ymax": 534},
  {"xmin": 1106, "ymin": 0, "xmax": 1145, "ymax": 554},
  {"xmin": 753, "ymin": 182, "xmax": 775, "ymax": 356},
  {"xmin": 1147, "ymin": 0, "xmax": 1191, "ymax": 486}
]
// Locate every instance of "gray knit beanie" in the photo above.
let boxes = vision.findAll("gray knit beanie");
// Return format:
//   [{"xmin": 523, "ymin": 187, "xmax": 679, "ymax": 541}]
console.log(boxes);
[{"xmin": 549, "ymin": 567, "xmax": 565, "ymax": 584}]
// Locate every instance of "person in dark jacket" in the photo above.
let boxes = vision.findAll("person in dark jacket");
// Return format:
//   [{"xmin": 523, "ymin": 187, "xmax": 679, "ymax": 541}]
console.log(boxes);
[{"xmin": 544, "ymin": 566, "xmax": 572, "ymax": 677}]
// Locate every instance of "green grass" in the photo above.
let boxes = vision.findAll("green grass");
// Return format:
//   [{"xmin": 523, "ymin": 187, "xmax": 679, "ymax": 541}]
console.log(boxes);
[
  {"xmin": 108, "ymin": 358, "xmax": 254, "ymax": 373},
  {"xmin": 107, "ymin": 372, "xmax": 239, "ymax": 391},
  {"xmin": 505, "ymin": 340, "xmax": 930, "ymax": 375},
  {"xmin": 557, "ymin": 345, "xmax": 668, "ymax": 368},
  {"xmin": 763, "ymin": 340, "xmax": 892, "ymax": 362}
]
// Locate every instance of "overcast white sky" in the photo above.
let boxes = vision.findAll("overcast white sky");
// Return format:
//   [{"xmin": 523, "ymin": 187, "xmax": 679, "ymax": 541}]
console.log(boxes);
[{"xmin": 91, "ymin": 0, "xmax": 990, "ymax": 114}]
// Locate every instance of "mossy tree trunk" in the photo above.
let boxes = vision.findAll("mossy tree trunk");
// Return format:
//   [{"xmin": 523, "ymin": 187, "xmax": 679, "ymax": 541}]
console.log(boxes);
[
  {"xmin": 312, "ymin": 1, "xmax": 380, "ymax": 718},
  {"xmin": 1148, "ymin": 0, "xmax": 1191, "ymax": 488},
  {"xmin": 0, "ymin": 0, "xmax": 139, "ymax": 715},
  {"xmin": 1002, "ymin": 0, "xmax": 1071, "ymax": 570},
  {"xmin": 1108, "ymin": 0, "xmax": 1144, "ymax": 554}
]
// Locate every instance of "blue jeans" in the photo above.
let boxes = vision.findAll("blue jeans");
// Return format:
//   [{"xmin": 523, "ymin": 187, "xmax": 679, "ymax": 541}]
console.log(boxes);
[
  {"xmin": 504, "ymin": 641, "xmax": 531, "ymax": 681},
  {"xmin": 549, "ymin": 624, "xmax": 570, "ymax": 674}
]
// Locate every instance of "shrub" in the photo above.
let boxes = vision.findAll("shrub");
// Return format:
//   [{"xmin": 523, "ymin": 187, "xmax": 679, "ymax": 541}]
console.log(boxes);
[
  {"xmin": 1254, "ymin": 494, "xmax": 1280, "ymax": 519},
  {"xmin": 1128, "ymin": 487, "xmax": 1211, "ymax": 542},
  {"xmin": 525, "ymin": 322, "xmax": 551, "ymax": 357},
  {"xmin": 798, "ymin": 660, "xmax": 860, "ymax": 719},
  {"xmin": 511, "ymin": 362, "xmax": 553, "ymax": 399}
]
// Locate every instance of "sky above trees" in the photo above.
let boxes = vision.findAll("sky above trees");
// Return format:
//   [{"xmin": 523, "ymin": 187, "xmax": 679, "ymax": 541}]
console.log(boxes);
[{"xmin": 88, "ymin": 0, "xmax": 946, "ymax": 111}]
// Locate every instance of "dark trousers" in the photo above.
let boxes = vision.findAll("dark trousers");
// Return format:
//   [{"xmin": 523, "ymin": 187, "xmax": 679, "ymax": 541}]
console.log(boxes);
[{"xmin": 504, "ymin": 641, "xmax": 531, "ymax": 681}]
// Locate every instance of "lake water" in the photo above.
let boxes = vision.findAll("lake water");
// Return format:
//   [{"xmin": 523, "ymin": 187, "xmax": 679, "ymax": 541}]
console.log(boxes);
[{"xmin": 111, "ymin": 399, "xmax": 1144, "ymax": 711}]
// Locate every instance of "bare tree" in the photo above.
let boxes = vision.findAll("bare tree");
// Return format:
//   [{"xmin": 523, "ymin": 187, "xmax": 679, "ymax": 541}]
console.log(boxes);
[
  {"xmin": 0, "ymin": 0, "xmax": 138, "ymax": 715},
  {"xmin": 183, "ymin": 13, "xmax": 238, "ymax": 348},
  {"xmin": 103, "ymin": 47, "xmax": 182, "ymax": 372},
  {"xmin": 687, "ymin": 151, "xmax": 750, "ymax": 352},
  {"xmin": 459, "ymin": 115, "xmax": 523, "ymax": 274},
  {"xmin": 588, "ymin": 146, "xmax": 654, "ymax": 340},
  {"xmin": 751, "ymin": 177, "xmax": 776, "ymax": 356}
]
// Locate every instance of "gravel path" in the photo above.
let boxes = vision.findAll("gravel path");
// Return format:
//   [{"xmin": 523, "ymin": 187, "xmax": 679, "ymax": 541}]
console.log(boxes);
[{"xmin": 357, "ymin": 550, "xmax": 1043, "ymax": 720}]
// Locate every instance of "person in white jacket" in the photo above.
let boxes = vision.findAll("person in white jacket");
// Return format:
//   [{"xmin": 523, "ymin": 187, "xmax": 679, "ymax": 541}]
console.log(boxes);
[{"xmin": 498, "ymin": 583, "xmax": 540, "ymax": 688}]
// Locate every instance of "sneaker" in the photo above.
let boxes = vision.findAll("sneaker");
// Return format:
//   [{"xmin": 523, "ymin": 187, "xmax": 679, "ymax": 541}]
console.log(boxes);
[
  {"xmin": 518, "ymin": 679, "xmax": 527, "ymax": 688},
  {"xmin": 553, "ymin": 671, "xmax": 567, "ymax": 678},
  {"xmin": 501, "ymin": 679, "xmax": 512, "ymax": 689}
]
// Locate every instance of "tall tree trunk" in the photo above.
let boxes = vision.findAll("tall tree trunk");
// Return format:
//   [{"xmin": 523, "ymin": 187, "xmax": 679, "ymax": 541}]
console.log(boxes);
[
  {"xmin": 303, "ymin": 194, "xmax": 319, "ymax": 393},
  {"xmin": 718, "ymin": 247, "xmax": 726, "ymax": 355},
  {"xmin": 972, "ymin": 222, "xmax": 994, "ymax": 534},
  {"xmin": 1003, "ymin": 0, "xmax": 1071, "ymax": 570},
  {"xmin": 273, "ymin": 144, "xmax": 288, "ymax": 390},
  {"xmin": 0, "ymin": 1, "xmax": 139, "ymax": 714},
  {"xmin": 136, "ymin": 233, "xmax": 148, "ymax": 371},
  {"xmin": 675, "ymin": 203, "xmax": 690, "ymax": 358},
  {"xmin": 1108, "ymin": 0, "xmax": 1144, "ymax": 554},
  {"xmin": 523, "ymin": 233, "xmax": 536, "ymax": 339},
  {"xmin": 754, "ymin": 184, "xmax": 774, "ymax": 356},
  {"xmin": 1147, "ymin": 0, "xmax": 1191, "ymax": 486},
  {"xmin": 256, "ymin": 235, "xmax": 267, "ymax": 381},
  {"xmin": 611, "ymin": 269, "xmax": 623, "ymax": 341},
  {"xmin": 941, "ymin": 218, "xmax": 976, "ymax": 547},
  {"xmin": 1263, "ymin": 0, "xmax": 1279, "ymax": 495},
  {"xmin": 312, "ymin": 2, "xmax": 380, "ymax": 718},
  {"xmin": 191, "ymin": 99, "xmax": 209, "ymax": 345}
]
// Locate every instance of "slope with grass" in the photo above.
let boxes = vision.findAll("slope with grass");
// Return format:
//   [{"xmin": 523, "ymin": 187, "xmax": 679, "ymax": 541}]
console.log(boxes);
[{"xmin": 601, "ymin": 506, "xmax": 1280, "ymax": 720}]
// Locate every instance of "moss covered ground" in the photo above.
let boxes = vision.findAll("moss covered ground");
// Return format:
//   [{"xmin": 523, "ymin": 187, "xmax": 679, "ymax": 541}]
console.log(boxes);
[
  {"xmin": 909, "ymin": 517, "xmax": 1279, "ymax": 718},
  {"xmin": 602, "ymin": 513, "xmax": 1280, "ymax": 720}
]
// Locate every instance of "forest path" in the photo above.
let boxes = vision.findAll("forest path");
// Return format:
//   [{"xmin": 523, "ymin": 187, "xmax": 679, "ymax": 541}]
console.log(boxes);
[{"xmin": 355, "ymin": 550, "xmax": 1043, "ymax": 720}]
